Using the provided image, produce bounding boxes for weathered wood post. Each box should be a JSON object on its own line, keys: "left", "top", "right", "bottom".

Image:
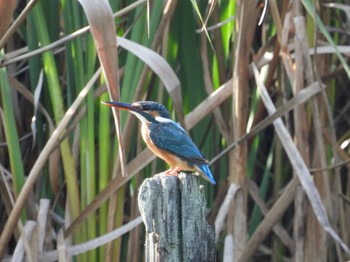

{"left": 138, "top": 173, "right": 215, "bottom": 262}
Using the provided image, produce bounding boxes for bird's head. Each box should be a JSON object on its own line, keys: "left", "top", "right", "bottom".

{"left": 102, "top": 101, "right": 171, "bottom": 124}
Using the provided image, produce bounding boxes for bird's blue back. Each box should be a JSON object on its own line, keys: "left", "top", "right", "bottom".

{"left": 149, "top": 120, "right": 216, "bottom": 184}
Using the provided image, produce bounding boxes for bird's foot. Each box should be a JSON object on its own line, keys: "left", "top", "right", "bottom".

{"left": 162, "top": 167, "right": 182, "bottom": 176}
{"left": 154, "top": 169, "right": 174, "bottom": 176}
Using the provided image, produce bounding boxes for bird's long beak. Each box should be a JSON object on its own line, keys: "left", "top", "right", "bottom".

{"left": 102, "top": 101, "right": 152, "bottom": 124}
{"left": 101, "top": 101, "right": 140, "bottom": 113}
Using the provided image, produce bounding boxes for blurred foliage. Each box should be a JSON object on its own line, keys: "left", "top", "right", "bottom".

{"left": 0, "top": 0, "right": 350, "bottom": 261}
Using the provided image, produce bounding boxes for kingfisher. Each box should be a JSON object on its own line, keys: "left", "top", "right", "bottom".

{"left": 102, "top": 101, "right": 216, "bottom": 185}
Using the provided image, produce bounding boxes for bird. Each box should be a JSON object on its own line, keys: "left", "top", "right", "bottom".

{"left": 102, "top": 101, "right": 216, "bottom": 185}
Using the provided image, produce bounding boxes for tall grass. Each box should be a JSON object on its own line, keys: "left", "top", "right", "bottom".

{"left": 0, "top": 0, "right": 350, "bottom": 261}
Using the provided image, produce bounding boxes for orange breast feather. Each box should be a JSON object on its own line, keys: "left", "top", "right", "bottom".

{"left": 141, "top": 123, "right": 198, "bottom": 172}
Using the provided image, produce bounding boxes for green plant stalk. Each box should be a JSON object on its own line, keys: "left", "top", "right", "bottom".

{"left": 177, "top": 0, "right": 205, "bottom": 106}
{"left": 212, "top": 57, "right": 220, "bottom": 88}
{"left": 85, "top": 89, "right": 97, "bottom": 261}
{"left": 27, "top": 11, "right": 52, "bottom": 199}
{"left": 112, "top": 185, "right": 126, "bottom": 261}
{"left": 220, "top": 0, "right": 236, "bottom": 59}
{"left": 121, "top": 8, "right": 148, "bottom": 103}
{"left": 61, "top": 0, "right": 82, "bottom": 104}
{"left": 61, "top": 2, "right": 93, "bottom": 260}
{"left": 98, "top": 91, "right": 111, "bottom": 261}
{"left": 32, "top": 1, "right": 81, "bottom": 233}
{"left": 79, "top": 120, "right": 88, "bottom": 262}
{"left": 305, "top": 11, "right": 315, "bottom": 48}
{"left": 80, "top": 8, "right": 98, "bottom": 261}
{"left": 0, "top": 50, "right": 27, "bottom": 221}
{"left": 66, "top": 17, "right": 89, "bottom": 262}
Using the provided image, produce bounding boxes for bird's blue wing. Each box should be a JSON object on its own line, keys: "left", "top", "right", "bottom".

{"left": 149, "top": 121, "right": 208, "bottom": 165}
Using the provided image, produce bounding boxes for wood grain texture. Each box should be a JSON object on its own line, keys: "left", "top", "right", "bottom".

{"left": 138, "top": 173, "right": 215, "bottom": 262}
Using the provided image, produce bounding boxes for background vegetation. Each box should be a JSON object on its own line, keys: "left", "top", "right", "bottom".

{"left": 0, "top": 0, "right": 350, "bottom": 261}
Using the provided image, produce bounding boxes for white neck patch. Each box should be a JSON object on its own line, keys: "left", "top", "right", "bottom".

{"left": 155, "top": 116, "right": 173, "bottom": 123}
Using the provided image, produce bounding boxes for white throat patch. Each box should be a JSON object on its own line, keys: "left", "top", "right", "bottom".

{"left": 155, "top": 116, "right": 173, "bottom": 123}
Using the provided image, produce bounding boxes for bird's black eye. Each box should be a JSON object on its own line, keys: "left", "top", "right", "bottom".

{"left": 141, "top": 104, "right": 152, "bottom": 111}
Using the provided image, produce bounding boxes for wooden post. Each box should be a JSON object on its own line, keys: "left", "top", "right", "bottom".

{"left": 138, "top": 173, "right": 215, "bottom": 262}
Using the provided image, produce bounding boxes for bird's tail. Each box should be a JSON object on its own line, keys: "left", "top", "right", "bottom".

{"left": 197, "top": 164, "right": 216, "bottom": 185}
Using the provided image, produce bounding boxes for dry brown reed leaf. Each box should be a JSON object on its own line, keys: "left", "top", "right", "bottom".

{"left": 37, "top": 217, "right": 142, "bottom": 261}
{"left": 57, "top": 229, "right": 67, "bottom": 261}
{"left": 293, "top": 14, "right": 313, "bottom": 258}
{"left": 0, "top": 0, "right": 37, "bottom": 50}
{"left": 324, "top": 3, "right": 350, "bottom": 22}
{"left": 288, "top": 45, "right": 350, "bottom": 58}
{"left": 252, "top": 64, "right": 350, "bottom": 256}
{"left": 229, "top": 65, "right": 343, "bottom": 261}
{"left": 214, "top": 183, "right": 240, "bottom": 241}
{"left": 246, "top": 179, "right": 294, "bottom": 252}
{"left": 323, "top": 130, "right": 350, "bottom": 167}
{"left": 185, "top": 79, "right": 233, "bottom": 129}
{"left": 223, "top": 234, "right": 234, "bottom": 261}
{"left": 185, "top": 45, "right": 273, "bottom": 132}
{"left": 210, "top": 81, "right": 325, "bottom": 165}
{"left": 11, "top": 221, "right": 36, "bottom": 262}
{"left": 230, "top": 2, "right": 260, "bottom": 257}
{"left": 323, "top": 129, "right": 350, "bottom": 252}
{"left": 238, "top": 177, "right": 299, "bottom": 262}
{"left": 37, "top": 199, "right": 50, "bottom": 253}
{"left": 294, "top": 186, "right": 305, "bottom": 261}
{"left": 298, "top": 12, "right": 333, "bottom": 259}
{"left": 117, "top": 36, "right": 182, "bottom": 118}
{"left": 0, "top": 164, "right": 15, "bottom": 210}
{"left": 0, "top": 0, "right": 16, "bottom": 42}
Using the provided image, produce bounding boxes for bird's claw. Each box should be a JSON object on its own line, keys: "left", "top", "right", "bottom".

{"left": 157, "top": 167, "right": 182, "bottom": 176}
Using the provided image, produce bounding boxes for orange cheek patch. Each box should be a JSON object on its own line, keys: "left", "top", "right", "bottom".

{"left": 148, "top": 111, "right": 160, "bottom": 118}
